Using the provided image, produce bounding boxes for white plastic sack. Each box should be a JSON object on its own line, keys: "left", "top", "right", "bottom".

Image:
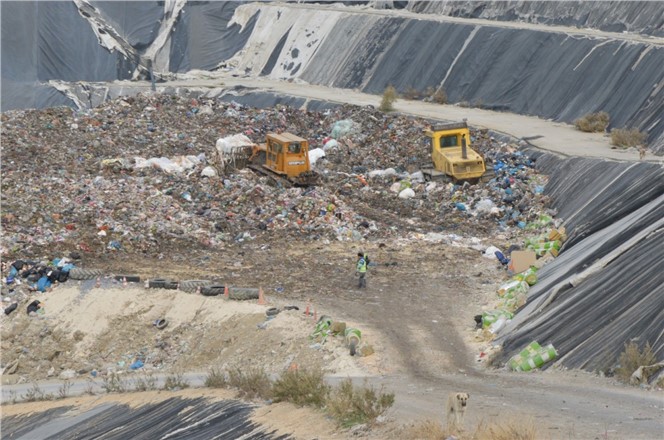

{"left": 398, "top": 188, "right": 415, "bottom": 199}
{"left": 484, "top": 245, "right": 502, "bottom": 258}
{"left": 308, "top": 148, "right": 326, "bottom": 166}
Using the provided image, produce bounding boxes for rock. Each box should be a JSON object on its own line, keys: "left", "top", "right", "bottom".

{"left": 359, "top": 344, "right": 375, "bottom": 357}
{"left": 3, "top": 359, "right": 19, "bottom": 375}
{"left": 330, "top": 321, "right": 347, "bottom": 334}
{"left": 47, "top": 366, "right": 55, "bottom": 377}
{"left": 59, "top": 369, "right": 77, "bottom": 380}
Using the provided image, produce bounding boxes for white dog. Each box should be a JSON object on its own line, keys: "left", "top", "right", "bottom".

{"left": 446, "top": 392, "right": 469, "bottom": 432}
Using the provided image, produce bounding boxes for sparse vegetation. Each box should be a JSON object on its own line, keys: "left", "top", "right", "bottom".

{"left": 473, "top": 417, "right": 538, "bottom": 440}
{"left": 85, "top": 379, "right": 97, "bottom": 395}
{"left": 326, "top": 378, "right": 395, "bottom": 427}
{"left": 401, "top": 419, "right": 448, "bottom": 439}
{"left": 272, "top": 366, "right": 330, "bottom": 408}
{"left": 379, "top": 85, "right": 398, "bottom": 112}
{"left": 163, "top": 372, "right": 190, "bottom": 391}
{"left": 58, "top": 379, "right": 72, "bottom": 399}
{"left": 611, "top": 127, "right": 647, "bottom": 148}
{"left": 616, "top": 341, "right": 656, "bottom": 383}
{"left": 22, "top": 383, "right": 54, "bottom": 402}
{"left": 227, "top": 367, "right": 272, "bottom": 400}
{"left": 133, "top": 372, "right": 158, "bottom": 391}
{"left": 402, "top": 417, "right": 539, "bottom": 440}
{"left": 204, "top": 368, "right": 228, "bottom": 388}
{"left": 102, "top": 372, "right": 128, "bottom": 393}
{"left": 574, "top": 112, "right": 610, "bottom": 132}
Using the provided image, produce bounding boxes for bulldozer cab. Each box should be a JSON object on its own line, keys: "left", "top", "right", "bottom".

{"left": 264, "top": 132, "right": 311, "bottom": 178}
{"left": 424, "top": 122, "right": 486, "bottom": 181}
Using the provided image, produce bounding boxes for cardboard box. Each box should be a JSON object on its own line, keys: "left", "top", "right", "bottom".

{"left": 508, "top": 250, "right": 537, "bottom": 274}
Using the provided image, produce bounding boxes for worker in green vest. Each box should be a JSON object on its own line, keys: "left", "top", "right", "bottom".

{"left": 356, "top": 252, "right": 368, "bottom": 288}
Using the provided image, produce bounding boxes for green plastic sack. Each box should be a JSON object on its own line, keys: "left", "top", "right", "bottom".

{"left": 311, "top": 316, "right": 333, "bottom": 342}
{"left": 500, "top": 291, "right": 527, "bottom": 312}
{"left": 344, "top": 327, "right": 362, "bottom": 344}
{"left": 508, "top": 341, "right": 541, "bottom": 370}
{"left": 511, "top": 343, "right": 558, "bottom": 372}
{"left": 481, "top": 310, "right": 513, "bottom": 328}
{"left": 498, "top": 280, "right": 529, "bottom": 299}
{"left": 513, "top": 267, "right": 538, "bottom": 286}
{"left": 528, "top": 240, "right": 561, "bottom": 257}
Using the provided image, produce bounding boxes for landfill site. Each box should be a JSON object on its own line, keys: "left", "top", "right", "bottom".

{"left": 1, "top": 1, "right": 663, "bottom": 439}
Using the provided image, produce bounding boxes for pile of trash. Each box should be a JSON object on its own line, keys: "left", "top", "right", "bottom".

{"left": 2, "top": 94, "right": 554, "bottom": 262}
{"left": 475, "top": 225, "right": 568, "bottom": 370}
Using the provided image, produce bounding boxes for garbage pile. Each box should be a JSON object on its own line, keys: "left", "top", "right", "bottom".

{"left": 2, "top": 94, "right": 555, "bottom": 262}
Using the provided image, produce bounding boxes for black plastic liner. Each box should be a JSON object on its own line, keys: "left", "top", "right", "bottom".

{"left": 1, "top": 397, "right": 291, "bottom": 440}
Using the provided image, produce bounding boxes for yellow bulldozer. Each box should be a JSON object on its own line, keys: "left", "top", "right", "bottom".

{"left": 422, "top": 121, "right": 489, "bottom": 183}
{"left": 248, "top": 132, "right": 319, "bottom": 187}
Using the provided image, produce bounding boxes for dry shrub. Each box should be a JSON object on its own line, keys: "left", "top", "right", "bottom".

{"left": 204, "top": 368, "right": 228, "bottom": 388}
{"left": 616, "top": 341, "right": 656, "bottom": 383}
{"left": 425, "top": 86, "right": 447, "bottom": 104}
{"left": 401, "top": 418, "right": 448, "bottom": 439}
{"left": 102, "top": 372, "right": 128, "bottom": 393}
{"left": 326, "top": 378, "right": 395, "bottom": 427}
{"left": 272, "top": 366, "right": 330, "bottom": 408}
{"left": 473, "top": 417, "right": 539, "bottom": 440}
{"left": 379, "top": 85, "right": 398, "bottom": 112}
{"left": 133, "top": 372, "right": 158, "bottom": 391}
{"left": 403, "top": 87, "right": 422, "bottom": 100}
{"left": 228, "top": 366, "right": 272, "bottom": 400}
{"left": 611, "top": 128, "right": 647, "bottom": 148}
{"left": 162, "top": 372, "right": 189, "bottom": 391}
{"left": 574, "top": 112, "right": 609, "bottom": 132}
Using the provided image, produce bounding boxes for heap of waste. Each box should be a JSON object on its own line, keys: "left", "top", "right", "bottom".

{"left": 1, "top": 95, "right": 557, "bottom": 263}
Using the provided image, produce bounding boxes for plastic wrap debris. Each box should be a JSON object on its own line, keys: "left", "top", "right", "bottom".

{"left": 134, "top": 154, "right": 203, "bottom": 174}
{"left": 322, "top": 138, "right": 338, "bottom": 151}
{"left": 215, "top": 134, "right": 255, "bottom": 169}
{"left": 330, "top": 119, "right": 359, "bottom": 139}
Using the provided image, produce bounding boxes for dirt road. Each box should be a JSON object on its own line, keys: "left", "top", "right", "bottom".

{"left": 5, "top": 239, "right": 661, "bottom": 438}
